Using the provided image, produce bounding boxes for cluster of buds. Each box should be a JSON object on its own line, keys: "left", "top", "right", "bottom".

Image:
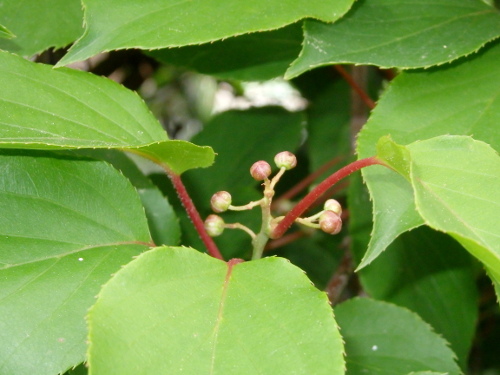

{"left": 203, "top": 151, "right": 343, "bottom": 258}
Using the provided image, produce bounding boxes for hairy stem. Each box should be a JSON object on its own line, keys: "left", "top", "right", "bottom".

{"left": 271, "top": 156, "right": 386, "bottom": 239}
{"left": 168, "top": 172, "right": 224, "bottom": 260}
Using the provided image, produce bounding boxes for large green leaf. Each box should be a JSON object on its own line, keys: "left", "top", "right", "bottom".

{"left": 335, "top": 298, "right": 460, "bottom": 374}
{"left": 348, "top": 173, "right": 478, "bottom": 368}
{"left": 286, "top": 0, "right": 500, "bottom": 77}
{"left": 58, "top": 0, "right": 354, "bottom": 66}
{"left": 375, "top": 135, "right": 500, "bottom": 282}
{"left": 87, "top": 247, "right": 345, "bottom": 374}
{"left": 75, "top": 149, "right": 181, "bottom": 246}
{"left": 0, "top": 0, "right": 83, "bottom": 56}
{"left": 356, "top": 40, "right": 500, "bottom": 268}
{"left": 0, "top": 51, "right": 214, "bottom": 174}
{"left": 0, "top": 150, "right": 154, "bottom": 375}
{"left": 149, "top": 23, "right": 303, "bottom": 81}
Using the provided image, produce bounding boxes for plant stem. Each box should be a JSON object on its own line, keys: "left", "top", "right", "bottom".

{"left": 334, "top": 65, "right": 375, "bottom": 110}
{"left": 272, "top": 156, "right": 344, "bottom": 209}
{"left": 167, "top": 172, "right": 224, "bottom": 260}
{"left": 251, "top": 178, "right": 275, "bottom": 260}
{"left": 271, "top": 156, "right": 386, "bottom": 239}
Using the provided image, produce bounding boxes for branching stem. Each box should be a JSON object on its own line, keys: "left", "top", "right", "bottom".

{"left": 271, "top": 156, "right": 386, "bottom": 239}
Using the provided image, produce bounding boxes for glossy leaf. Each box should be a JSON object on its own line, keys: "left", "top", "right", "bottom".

{"left": 0, "top": 51, "right": 214, "bottom": 174}
{"left": 58, "top": 0, "right": 354, "bottom": 66}
{"left": 149, "top": 23, "right": 303, "bottom": 81}
{"left": 348, "top": 174, "right": 478, "bottom": 368}
{"left": 0, "top": 0, "right": 83, "bottom": 56}
{"left": 286, "top": 0, "right": 500, "bottom": 77}
{"left": 0, "top": 150, "right": 153, "bottom": 375}
{"left": 335, "top": 298, "right": 460, "bottom": 374}
{"left": 356, "top": 40, "right": 500, "bottom": 267}
{"left": 88, "top": 247, "right": 345, "bottom": 374}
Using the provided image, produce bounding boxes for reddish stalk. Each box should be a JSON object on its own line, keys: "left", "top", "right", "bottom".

{"left": 168, "top": 172, "right": 224, "bottom": 260}
{"left": 334, "top": 65, "right": 376, "bottom": 110}
{"left": 265, "top": 231, "right": 310, "bottom": 251}
{"left": 271, "top": 156, "right": 385, "bottom": 239}
{"left": 272, "top": 156, "right": 344, "bottom": 209}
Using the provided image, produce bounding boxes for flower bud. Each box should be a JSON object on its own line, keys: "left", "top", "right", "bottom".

{"left": 250, "top": 160, "right": 272, "bottom": 181}
{"left": 274, "top": 151, "right": 297, "bottom": 170}
{"left": 210, "top": 191, "right": 232, "bottom": 213}
{"left": 204, "top": 214, "right": 225, "bottom": 237}
{"left": 323, "top": 199, "right": 342, "bottom": 216}
{"left": 319, "top": 211, "right": 342, "bottom": 235}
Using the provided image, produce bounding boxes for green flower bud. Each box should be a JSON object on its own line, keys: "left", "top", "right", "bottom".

{"left": 319, "top": 210, "right": 342, "bottom": 235}
{"left": 250, "top": 160, "right": 272, "bottom": 181}
{"left": 323, "top": 199, "right": 342, "bottom": 216}
{"left": 204, "top": 214, "right": 225, "bottom": 237}
{"left": 274, "top": 151, "right": 297, "bottom": 170}
{"left": 210, "top": 191, "right": 232, "bottom": 213}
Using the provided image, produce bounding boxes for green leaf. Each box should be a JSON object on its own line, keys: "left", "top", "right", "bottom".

{"left": 74, "top": 149, "right": 181, "bottom": 246}
{"left": 286, "top": 0, "right": 500, "bottom": 77}
{"left": 0, "top": 24, "right": 15, "bottom": 39}
{"left": 88, "top": 247, "right": 345, "bottom": 374}
{"left": 405, "top": 136, "right": 500, "bottom": 283}
{"left": 58, "top": 0, "right": 354, "bottom": 66}
{"left": 0, "top": 50, "right": 214, "bottom": 174}
{"left": 0, "top": 150, "right": 153, "bottom": 375}
{"left": 149, "top": 23, "right": 303, "bottom": 81}
{"left": 348, "top": 174, "right": 478, "bottom": 368}
{"left": 0, "top": 0, "right": 83, "bottom": 56}
{"left": 356, "top": 40, "right": 500, "bottom": 268}
{"left": 335, "top": 298, "right": 460, "bottom": 374}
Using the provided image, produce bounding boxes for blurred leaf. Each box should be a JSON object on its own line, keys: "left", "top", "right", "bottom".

{"left": 0, "top": 51, "right": 214, "bottom": 174}
{"left": 0, "top": 24, "right": 14, "bottom": 39}
{"left": 0, "top": 150, "right": 153, "bottom": 375}
{"left": 356, "top": 40, "right": 500, "bottom": 268}
{"left": 59, "top": 0, "right": 354, "bottom": 66}
{"left": 286, "top": 0, "right": 500, "bottom": 77}
{"left": 88, "top": 247, "right": 345, "bottom": 374}
{"left": 335, "top": 298, "right": 461, "bottom": 374}
{"left": 305, "top": 77, "right": 352, "bottom": 180}
{"left": 348, "top": 173, "right": 478, "bottom": 368}
{"left": 0, "top": 0, "right": 83, "bottom": 55}
{"left": 149, "top": 23, "right": 303, "bottom": 81}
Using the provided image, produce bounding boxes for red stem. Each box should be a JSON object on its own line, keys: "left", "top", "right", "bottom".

{"left": 272, "top": 156, "right": 343, "bottom": 209}
{"left": 168, "top": 172, "right": 224, "bottom": 260}
{"left": 334, "top": 65, "right": 376, "bottom": 110}
{"left": 271, "top": 156, "right": 385, "bottom": 239}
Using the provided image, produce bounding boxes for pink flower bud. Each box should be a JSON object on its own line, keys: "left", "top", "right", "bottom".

{"left": 323, "top": 199, "right": 342, "bottom": 216}
{"left": 210, "top": 191, "right": 232, "bottom": 213}
{"left": 319, "top": 211, "right": 342, "bottom": 235}
{"left": 274, "top": 151, "right": 297, "bottom": 170}
{"left": 250, "top": 160, "right": 272, "bottom": 181}
{"left": 204, "top": 214, "right": 225, "bottom": 237}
